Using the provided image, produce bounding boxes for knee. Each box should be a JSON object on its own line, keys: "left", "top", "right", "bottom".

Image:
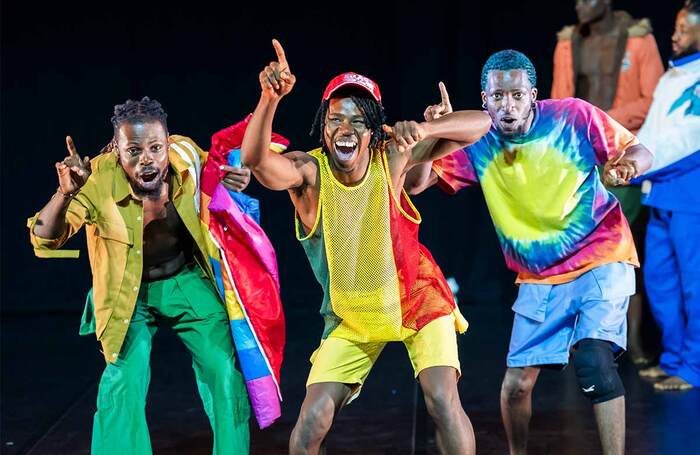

{"left": 424, "top": 385, "right": 459, "bottom": 422}
{"left": 573, "top": 339, "right": 625, "bottom": 404}
{"left": 97, "top": 362, "right": 150, "bottom": 409}
{"left": 290, "top": 400, "right": 335, "bottom": 450}
{"left": 194, "top": 345, "right": 236, "bottom": 383}
{"left": 501, "top": 370, "right": 536, "bottom": 404}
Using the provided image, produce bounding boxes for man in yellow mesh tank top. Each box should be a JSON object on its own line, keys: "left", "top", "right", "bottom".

{"left": 240, "top": 39, "right": 491, "bottom": 455}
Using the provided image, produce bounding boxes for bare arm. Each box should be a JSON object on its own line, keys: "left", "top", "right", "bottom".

{"left": 410, "top": 110, "right": 490, "bottom": 164}
{"left": 404, "top": 164, "right": 438, "bottom": 195}
{"left": 241, "top": 39, "right": 310, "bottom": 191}
{"left": 387, "top": 83, "right": 490, "bottom": 185}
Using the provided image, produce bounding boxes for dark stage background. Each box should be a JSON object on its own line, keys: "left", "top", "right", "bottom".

{"left": 1, "top": 0, "right": 679, "bottom": 313}
{"left": 1, "top": 0, "right": 691, "bottom": 453}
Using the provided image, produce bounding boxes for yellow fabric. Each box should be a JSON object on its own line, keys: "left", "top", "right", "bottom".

{"left": 306, "top": 314, "right": 460, "bottom": 397}
{"left": 27, "top": 136, "right": 214, "bottom": 363}
{"left": 311, "top": 148, "right": 405, "bottom": 343}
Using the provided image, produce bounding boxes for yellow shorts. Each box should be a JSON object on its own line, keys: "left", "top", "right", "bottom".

{"left": 306, "top": 314, "right": 461, "bottom": 394}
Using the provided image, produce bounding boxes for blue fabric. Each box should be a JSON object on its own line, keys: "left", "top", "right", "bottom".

{"left": 507, "top": 262, "right": 635, "bottom": 368}
{"left": 670, "top": 51, "right": 700, "bottom": 68}
{"left": 209, "top": 258, "right": 226, "bottom": 299}
{"left": 231, "top": 319, "right": 258, "bottom": 351}
{"left": 640, "top": 153, "right": 700, "bottom": 214}
{"left": 236, "top": 346, "right": 270, "bottom": 380}
{"left": 644, "top": 208, "right": 700, "bottom": 386}
{"left": 227, "top": 151, "right": 260, "bottom": 224}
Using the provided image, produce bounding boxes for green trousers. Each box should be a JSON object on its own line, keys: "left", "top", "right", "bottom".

{"left": 91, "top": 264, "right": 250, "bottom": 454}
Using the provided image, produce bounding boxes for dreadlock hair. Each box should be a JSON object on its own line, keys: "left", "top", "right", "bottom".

{"left": 110, "top": 96, "right": 168, "bottom": 134}
{"left": 480, "top": 50, "right": 537, "bottom": 91}
{"left": 686, "top": 0, "right": 700, "bottom": 20}
{"left": 310, "top": 87, "right": 387, "bottom": 151}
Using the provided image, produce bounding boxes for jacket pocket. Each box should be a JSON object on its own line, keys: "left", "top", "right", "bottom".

{"left": 96, "top": 219, "right": 133, "bottom": 245}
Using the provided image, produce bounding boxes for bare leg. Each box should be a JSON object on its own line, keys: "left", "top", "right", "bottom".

{"left": 500, "top": 367, "right": 540, "bottom": 455}
{"left": 418, "top": 366, "right": 475, "bottom": 455}
{"left": 289, "top": 382, "right": 354, "bottom": 455}
{"left": 593, "top": 396, "right": 625, "bottom": 455}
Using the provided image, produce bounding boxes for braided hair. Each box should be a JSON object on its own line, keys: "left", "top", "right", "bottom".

{"left": 111, "top": 96, "right": 168, "bottom": 133}
{"left": 310, "top": 88, "right": 387, "bottom": 151}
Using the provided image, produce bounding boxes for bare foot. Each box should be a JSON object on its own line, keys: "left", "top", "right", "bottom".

{"left": 639, "top": 365, "right": 669, "bottom": 379}
{"left": 629, "top": 352, "right": 654, "bottom": 367}
{"left": 654, "top": 376, "right": 694, "bottom": 391}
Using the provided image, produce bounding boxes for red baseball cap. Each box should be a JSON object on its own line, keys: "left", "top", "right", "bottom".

{"left": 322, "top": 72, "right": 382, "bottom": 103}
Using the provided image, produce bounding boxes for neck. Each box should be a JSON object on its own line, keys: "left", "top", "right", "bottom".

{"left": 329, "top": 150, "right": 371, "bottom": 186}
{"left": 587, "top": 9, "right": 616, "bottom": 36}
{"left": 521, "top": 106, "right": 536, "bottom": 135}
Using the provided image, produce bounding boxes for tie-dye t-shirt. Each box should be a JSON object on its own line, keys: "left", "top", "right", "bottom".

{"left": 433, "top": 98, "right": 640, "bottom": 284}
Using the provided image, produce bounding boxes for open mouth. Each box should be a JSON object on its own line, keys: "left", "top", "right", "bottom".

{"left": 333, "top": 138, "right": 358, "bottom": 162}
{"left": 500, "top": 117, "right": 517, "bottom": 129}
{"left": 139, "top": 169, "right": 159, "bottom": 183}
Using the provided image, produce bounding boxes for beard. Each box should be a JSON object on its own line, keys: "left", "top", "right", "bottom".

{"left": 130, "top": 167, "right": 168, "bottom": 199}
{"left": 674, "top": 41, "right": 700, "bottom": 59}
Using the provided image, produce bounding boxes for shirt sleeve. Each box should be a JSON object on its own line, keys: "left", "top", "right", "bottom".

{"left": 586, "top": 102, "right": 640, "bottom": 165}
{"left": 431, "top": 148, "right": 479, "bottom": 194}
{"left": 606, "top": 35, "right": 665, "bottom": 131}
{"left": 27, "top": 189, "right": 95, "bottom": 258}
{"left": 551, "top": 40, "right": 574, "bottom": 99}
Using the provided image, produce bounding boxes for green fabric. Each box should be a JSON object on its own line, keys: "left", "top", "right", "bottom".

{"left": 608, "top": 184, "right": 643, "bottom": 224}
{"left": 598, "top": 165, "right": 643, "bottom": 223}
{"left": 296, "top": 213, "right": 340, "bottom": 339}
{"left": 80, "top": 289, "right": 96, "bottom": 336}
{"left": 91, "top": 264, "right": 250, "bottom": 454}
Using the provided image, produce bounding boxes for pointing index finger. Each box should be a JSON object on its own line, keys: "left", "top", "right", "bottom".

{"left": 272, "top": 39, "right": 289, "bottom": 69}
{"left": 438, "top": 81, "right": 450, "bottom": 106}
{"left": 66, "top": 136, "right": 80, "bottom": 159}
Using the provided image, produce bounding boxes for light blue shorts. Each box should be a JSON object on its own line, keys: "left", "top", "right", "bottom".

{"left": 507, "top": 262, "right": 635, "bottom": 368}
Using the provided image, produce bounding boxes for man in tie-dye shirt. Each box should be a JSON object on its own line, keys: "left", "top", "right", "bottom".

{"left": 407, "top": 50, "right": 653, "bottom": 455}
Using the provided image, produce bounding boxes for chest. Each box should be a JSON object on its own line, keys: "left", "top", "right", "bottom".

{"left": 578, "top": 35, "right": 621, "bottom": 76}
{"left": 142, "top": 193, "right": 175, "bottom": 227}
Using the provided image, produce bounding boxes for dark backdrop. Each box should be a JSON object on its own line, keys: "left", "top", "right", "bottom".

{"left": 1, "top": 0, "right": 678, "bottom": 314}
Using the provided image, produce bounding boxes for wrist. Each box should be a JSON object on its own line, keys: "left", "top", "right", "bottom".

{"left": 55, "top": 187, "right": 77, "bottom": 200}
{"left": 260, "top": 92, "right": 281, "bottom": 106}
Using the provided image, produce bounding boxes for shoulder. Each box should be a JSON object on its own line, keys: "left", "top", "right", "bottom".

{"left": 556, "top": 25, "right": 575, "bottom": 42}
{"left": 88, "top": 152, "right": 117, "bottom": 177}
{"left": 627, "top": 17, "right": 653, "bottom": 38}
{"left": 538, "top": 97, "right": 588, "bottom": 116}
{"left": 289, "top": 149, "right": 321, "bottom": 178}
{"left": 169, "top": 135, "right": 202, "bottom": 154}
{"left": 168, "top": 134, "right": 205, "bottom": 171}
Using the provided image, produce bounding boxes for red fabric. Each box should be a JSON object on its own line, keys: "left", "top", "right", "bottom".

{"left": 202, "top": 117, "right": 289, "bottom": 384}
{"left": 387, "top": 186, "right": 456, "bottom": 331}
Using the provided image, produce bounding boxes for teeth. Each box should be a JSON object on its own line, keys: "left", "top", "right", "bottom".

{"left": 335, "top": 141, "right": 357, "bottom": 148}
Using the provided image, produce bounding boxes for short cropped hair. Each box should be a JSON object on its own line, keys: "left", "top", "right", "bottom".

{"left": 480, "top": 50, "right": 537, "bottom": 91}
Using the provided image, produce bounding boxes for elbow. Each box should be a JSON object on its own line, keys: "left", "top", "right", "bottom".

{"left": 404, "top": 180, "right": 422, "bottom": 196}
{"left": 467, "top": 112, "right": 492, "bottom": 144}
{"left": 240, "top": 147, "right": 260, "bottom": 171}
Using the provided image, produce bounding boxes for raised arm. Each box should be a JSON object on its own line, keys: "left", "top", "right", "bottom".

{"left": 31, "top": 136, "right": 93, "bottom": 242}
{"left": 385, "top": 82, "right": 491, "bottom": 176}
{"left": 241, "top": 39, "right": 311, "bottom": 191}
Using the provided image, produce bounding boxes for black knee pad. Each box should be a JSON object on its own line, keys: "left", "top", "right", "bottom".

{"left": 572, "top": 339, "right": 625, "bottom": 404}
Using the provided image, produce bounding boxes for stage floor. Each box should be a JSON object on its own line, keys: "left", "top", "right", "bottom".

{"left": 3, "top": 299, "right": 699, "bottom": 454}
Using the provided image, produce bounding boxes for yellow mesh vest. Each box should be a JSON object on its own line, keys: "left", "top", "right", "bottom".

{"left": 311, "top": 147, "right": 404, "bottom": 342}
